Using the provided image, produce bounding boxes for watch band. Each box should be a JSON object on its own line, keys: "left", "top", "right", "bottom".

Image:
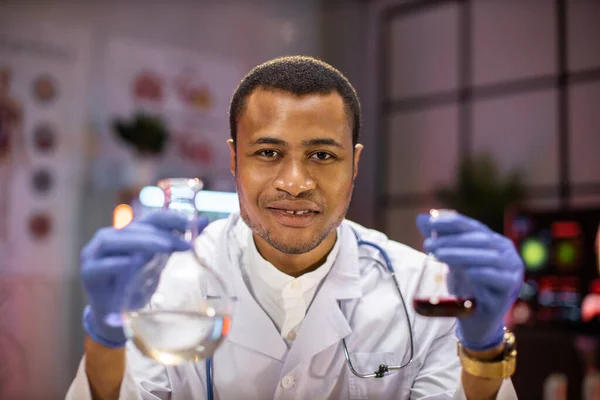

{"left": 457, "top": 328, "right": 517, "bottom": 379}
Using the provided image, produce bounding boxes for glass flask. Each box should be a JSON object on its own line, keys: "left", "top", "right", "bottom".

{"left": 121, "top": 178, "right": 232, "bottom": 365}
{"left": 412, "top": 209, "right": 476, "bottom": 318}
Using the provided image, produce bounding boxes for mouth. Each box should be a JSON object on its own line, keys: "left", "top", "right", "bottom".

{"left": 266, "top": 207, "right": 320, "bottom": 228}
{"left": 271, "top": 209, "right": 315, "bottom": 215}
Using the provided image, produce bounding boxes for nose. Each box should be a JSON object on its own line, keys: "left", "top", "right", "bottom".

{"left": 273, "top": 157, "right": 316, "bottom": 196}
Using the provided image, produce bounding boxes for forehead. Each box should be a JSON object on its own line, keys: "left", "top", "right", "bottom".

{"left": 238, "top": 88, "right": 351, "bottom": 144}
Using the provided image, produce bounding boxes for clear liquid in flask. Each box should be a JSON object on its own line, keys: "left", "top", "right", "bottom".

{"left": 124, "top": 310, "right": 231, "bottom": 365}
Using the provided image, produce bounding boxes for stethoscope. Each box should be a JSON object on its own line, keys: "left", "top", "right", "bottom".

{"left": 205, "top": 232, "right": 415, "bottom": 400}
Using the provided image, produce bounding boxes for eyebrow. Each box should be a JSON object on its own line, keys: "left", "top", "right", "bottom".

{"left": 302, "top": 138, "right": 344, "bottom": 149}
{"left": 251, "top": 137, "right": 287, "bottom": 146}
{"left": 250, "top": 136, "right": 344, "bottom": 149}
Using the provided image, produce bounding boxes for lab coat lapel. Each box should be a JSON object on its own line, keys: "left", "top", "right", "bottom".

{"left": 215, "top": 215, "right": 288, "bottom": 361}
{"left": 282, "top": 222, "right": 362, "bottom": 374}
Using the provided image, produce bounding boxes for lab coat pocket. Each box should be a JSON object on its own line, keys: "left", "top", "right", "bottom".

{"left": 347, "top": 352, "right": 417, "bottom": 400}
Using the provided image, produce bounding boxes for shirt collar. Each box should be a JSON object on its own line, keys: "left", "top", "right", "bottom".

{"left": 230, "top": 214, "right": 361, "bottom": 300}
{"left": 242, "top": 220, "right": 340, "bottom": 294}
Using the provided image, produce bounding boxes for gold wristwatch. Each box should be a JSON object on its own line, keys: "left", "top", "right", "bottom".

{"left": 457, "top": 328, "right": 517, "bottom": 379}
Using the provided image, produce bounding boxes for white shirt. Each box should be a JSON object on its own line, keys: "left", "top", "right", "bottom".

{"left": 241, "top": 222, "right": 340, "bottom": 343}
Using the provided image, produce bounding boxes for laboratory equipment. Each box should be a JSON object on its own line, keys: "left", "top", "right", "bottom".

{"left": 413, "top": 209, "right": 477, "bottom": 318}
{"left": 121, "top": 178, "right": 232, "bottom": 365}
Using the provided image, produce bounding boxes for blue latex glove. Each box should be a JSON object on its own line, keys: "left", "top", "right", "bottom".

{"left": 416, "top": 212, "right": 524, "bottom": 351}
{"left": 80, "top": 210, "right": 209, "bottom": 348}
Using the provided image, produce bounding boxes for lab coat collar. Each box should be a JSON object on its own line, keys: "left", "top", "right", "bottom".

{"left": 282, "top": 221, "right": 363, "bottom": 373}
{"left": 212, "top": 215, "right": 363, "bottom": 365}
{"left": 212, "top": 215, "right": 363, "bottom": 300}
{"left": 214, "top": 214, "right": 288, "bottom": 361}
{"left": 325, "top": 221, "right": 362, "bottom": 300}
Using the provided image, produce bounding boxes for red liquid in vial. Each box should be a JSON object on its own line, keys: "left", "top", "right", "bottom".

{"left": 413, "top": 297, "right": 476, "bottom": 318}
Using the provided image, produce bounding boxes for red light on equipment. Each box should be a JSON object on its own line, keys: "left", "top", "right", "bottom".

{"left": 552, "top": 221, "right": 582, "bottom": 239}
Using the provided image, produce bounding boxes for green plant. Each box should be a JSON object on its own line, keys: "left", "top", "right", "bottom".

{"left": 435, "top": 154, "right": 525, "bottom": 234}
{"left": 112, "top": 112, "right": 169, "bottom": 156}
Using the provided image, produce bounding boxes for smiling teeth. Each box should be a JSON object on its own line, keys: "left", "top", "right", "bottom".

{"left": 285, "top": 210, "right": 310, "bottom": 215}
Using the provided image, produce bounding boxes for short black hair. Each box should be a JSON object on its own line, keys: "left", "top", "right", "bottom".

{"left": 229, "top": 56, "right": 361, "bottom": 147}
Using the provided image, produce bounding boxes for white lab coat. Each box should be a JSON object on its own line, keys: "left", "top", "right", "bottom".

{"left": 66, "top": 213, "right": 517, "bottom": 399}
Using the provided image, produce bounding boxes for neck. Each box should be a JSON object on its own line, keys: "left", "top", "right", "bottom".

{"left": 253, "top": 230, "right": 337, "bottom": 278}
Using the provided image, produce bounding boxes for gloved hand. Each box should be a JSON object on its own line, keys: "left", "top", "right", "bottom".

{"left": 416, "top": 212, "right": 524, "bottom": 351}
{"left": 80, "top": 210, "right": 209, "bottom": 348}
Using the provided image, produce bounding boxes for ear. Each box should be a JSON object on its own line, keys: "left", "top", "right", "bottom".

{"left": 352, "top": 144, "right": 363, "bottom": 180}
{"left": 227, "top": 139, "right": 236, "bottom": 177}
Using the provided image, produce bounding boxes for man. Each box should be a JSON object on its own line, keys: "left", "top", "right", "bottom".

{"left": 67, "top": 56, "right": 523, "bottom": 399}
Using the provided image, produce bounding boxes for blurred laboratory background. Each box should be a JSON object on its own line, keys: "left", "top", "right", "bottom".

{"left": 0, "top": 0, "right": 599, "bottom": 398}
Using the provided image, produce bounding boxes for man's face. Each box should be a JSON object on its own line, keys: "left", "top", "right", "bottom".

{"left": 230, "top": 88, "right": 362, "bottom": 254}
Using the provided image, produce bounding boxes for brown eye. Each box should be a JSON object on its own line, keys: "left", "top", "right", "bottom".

{"left": 258, "top": 149, "right": 280, "bottom": 159}
{"left": 311, "top": 152, "right": 333, "bottom": 161}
